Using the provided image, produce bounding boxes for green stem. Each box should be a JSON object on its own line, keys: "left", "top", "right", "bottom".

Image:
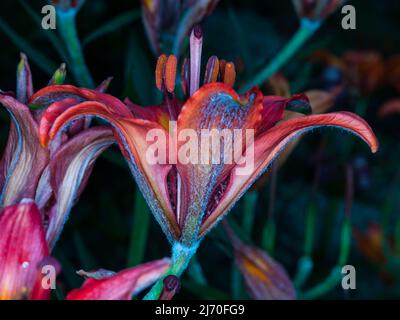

{"left": 143, "top": 242, "right": 197, "bottom": 300}
{"left": 304, "top": 202, "right": 317, "bottom": 257}
{"left": 241, "top": 19, "right": 320, "bottom": 92}
{"left": 300, "top": 266, "right": 342, "bottom": 299}
{"left": 57, "top": 11, "right": 94, "bottom": 87}
{"left": 293, "top": 256, "right": 314, "bottom": 289}
{"left": 242, "top": 191, "right": 258, "bottom": 236}
{"left": 126, "top": 190, "right": 151, "bottom": 267}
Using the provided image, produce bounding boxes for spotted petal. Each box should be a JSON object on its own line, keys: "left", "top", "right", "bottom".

{"left": 66, "top": 258, "right": 170, "bottom": 300}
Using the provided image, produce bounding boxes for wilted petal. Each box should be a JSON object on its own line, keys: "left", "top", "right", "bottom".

{"left": 0, "top": 200, "right": 50, "bottom": 300}
{"left": 66, "top": 258, "right": 170, "bottom": 300}
{"left": 201, "top": 112, "right": 378, "bottom": 235}
{"left": 40, "top": 101, "right": 180, "bottom": 241}
{"left": 44, "top": 127, "right": 114, "bottom": 248}
{"left": 0, "top": 94, "right": 49, "bottom": 206}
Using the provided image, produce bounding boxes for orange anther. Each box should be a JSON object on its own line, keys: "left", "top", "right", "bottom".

{"left": 219, "top": 59, "right": 226, "bottom": 82}
{"left": 223, "top": 62, "right": 236, "bottom": 87}
{"left": 165, "top": 55, "right": 177, "bottom": 93}
{"left": 155, "top": 54, "right": 167, "bottom": 91}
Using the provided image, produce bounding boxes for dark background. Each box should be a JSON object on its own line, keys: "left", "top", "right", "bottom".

{"left": 1, "top": 0, "right": 400, "bottom": 299}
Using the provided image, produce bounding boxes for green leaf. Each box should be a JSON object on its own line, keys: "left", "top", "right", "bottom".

{"left": 83, "top": 9, "right": 141, "bottom": 46}
{"left": 17, "top": 0, "right": 69, "bottom": 64}
{"left": 126, "top": 189, "right": 151, "bottom": 267}
{"left": 0, "top": 16, "right": 57, "bottom": 74}
{"left": 182, "top": 279, "right": 230, "bottom": 300}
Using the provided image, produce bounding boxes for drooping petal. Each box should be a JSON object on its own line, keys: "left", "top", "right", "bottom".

{"left": 200, "top": 112, "right": 378, "bottom": 236}
{"left": 0, "top": 94, "right": 49, "bottom": 206}
{"left": 16, "top": 53, "right": 33, "bottom": 104}
{"left": 42, "top": 127, "right": 115, "bottom": 248}
{"left": 0, "top": 200, "right": 50, "bottom": 300}
{"left": 224, "top": 223, "right": 295, "bottom": 300}
{"left": 39, "top": 101, "right": 180, "bottom": 241}
{"left": 176, "top": 83, "right": 263, "bottom": 244}
{"left": 29, "top": 85, "right": 131, "bottom": 117}
{"left": 66, "top": 258, "right": 170, "bottom": 300}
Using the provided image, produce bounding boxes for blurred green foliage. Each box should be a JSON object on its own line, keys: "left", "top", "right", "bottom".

{"left": 1, "top": 0, "right": 400, "bottom": 299}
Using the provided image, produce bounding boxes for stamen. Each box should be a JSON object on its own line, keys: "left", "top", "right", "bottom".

{"left": 180, "top": 58, "right": 190, "bottom": 96}
{"left": 219, "top": 59, "right": 227, "bottom": 82}
{"left": 204, "top": 56, "right": 220, "bottom": 84}
{"left": 165, "top": 55, "right": 177, "bottom": 93}
{"left": 189, "top": 25, "right": 203, "bottom": 95}
{"left": 223, "top": 62, "right": 236, "bottom": 87}
{"left": 155, "top": 54, "right": 167, "bottom": 91}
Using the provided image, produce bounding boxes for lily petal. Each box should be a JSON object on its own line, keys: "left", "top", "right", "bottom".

{"left": 176, "top": 83, "right": 263, "bottom": 244}
{"left": 44, "top": 127, "right": 115, "bottom": 248}
{"left": 0, "top": 200, "right": 50, "bottom": 300}
{"left": 29, "top": 85, "right": 131, "bottom": 117}
{"left": 66, "top": 258, "right": 170, "bottom": 300}
{"left": 201, "top": 112, "right": 379, "bottom": 235}
{"left": 40, "top": 101, "right": 180, "bottom": 241}
{"left": 0, "top": 94, "right": 49, "bottom": 206}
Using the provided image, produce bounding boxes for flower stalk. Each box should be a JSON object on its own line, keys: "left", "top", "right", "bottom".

{"left": 56, "top": 10, "right": 94, "bottom": 88}
{"left": 143, "top": 242, "right": 198, "bottom": 300}
{"left": 242, "top": 19, "right": 320, "bottom": 92}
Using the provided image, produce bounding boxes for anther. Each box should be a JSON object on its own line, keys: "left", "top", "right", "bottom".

{"left": 204, "top": 56, "right": 220, "bottom": 84}
{"left": 165, "top": 55, "right": 177, "bottom": 93}
{"left": 181, "top": 58, "right": 190, "bottom": 96}
{"left": 155, "top": 54, "right": 167, "bottom": 91}
{"left": 223, "top": 62, "right": 236, "bottom": 87}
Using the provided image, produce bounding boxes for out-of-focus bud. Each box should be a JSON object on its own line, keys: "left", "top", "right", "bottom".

{"left": 385, "top": 55, "right": 400, "bottom": 93}
{"left": 141, "top": 0, "right": 220, "bottom": 56}
{"left": 292, "top": 0, "right": 345, "bottom": 22}
{"left": 51, "top": 0, "right": 85, "bottom": 14}
{"left": 342, "top": 51, "right": 385, "bottom": 96}
{"left": 378, "top": 99, "right": 400, "bottom": 119}
{"left": 353, "top": 223, "right": 386, "bottom": 265}
{"left": 224, "top": 222, "right": 296, "bottom": 300}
